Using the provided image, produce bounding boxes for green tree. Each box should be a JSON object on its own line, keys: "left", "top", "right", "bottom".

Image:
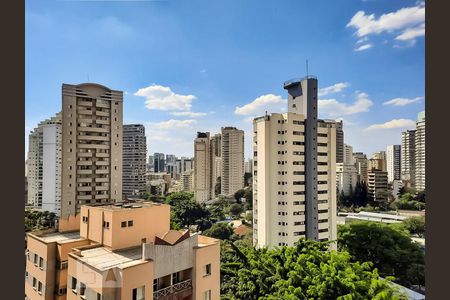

{"left": 234, "top": 189, "right": 246, "bottom": 203}
{"left": 24, "top": 210, "right": 57, "bottom": 232}
{"left": 338, "top": 221, "right": 425, "bottom": 288}
{"left": 229, "top": 203, "right": 244, "bottom": 218}
{"left": 403, "top": 216, "right": 425, "bottom": 238}
{"left": 203, "top": 222, "right": 234, "bottom": 240}
{"left": 220, "top": 239, "right": 408, "bottom": 299}
{"left": 244, "top": 188, "right": 253, "bottom": 210}
{"left": 215, "top": 177, "right": 222, "bottom": 196}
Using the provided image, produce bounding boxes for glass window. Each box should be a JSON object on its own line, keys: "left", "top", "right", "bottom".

{"left": 204, "top": 264, "right": 211, "bottom": 276}
{"left": 80, "top": 282, "right": 86, "bottom": 297}
{"left": 132, "top": 286, "right": 145, "bottom": 300}
{"left": 203, "top": 290, "right": 211, "bottom": 300}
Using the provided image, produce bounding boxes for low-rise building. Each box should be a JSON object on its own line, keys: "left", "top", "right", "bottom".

{"left": 25, "top": 202, "right": 220, "bottom": 300}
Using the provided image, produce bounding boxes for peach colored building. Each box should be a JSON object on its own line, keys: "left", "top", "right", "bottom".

{"left": 25, "top": 202, "right": 220, "bottom": 300}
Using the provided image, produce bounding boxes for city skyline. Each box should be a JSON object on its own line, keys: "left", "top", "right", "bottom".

{"left": 26, "top": 0, "right": 425, "bottom": 159}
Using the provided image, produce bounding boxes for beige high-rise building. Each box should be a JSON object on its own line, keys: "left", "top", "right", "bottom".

{"left": 371, "top": 151, "right": 387, "bottom": 171}
{"left": 386, "top": 145, "right": 401, "bottom": 183}
{"left": 194, "top": 132, "right": 212, "bottom": 202}
{"left": 336, "top": 120, "right": 344, "bottom": 163}
{"left": 27, "top": 113, "right": 62, "bottom": 213}
{"left": 369, "top": 158, "right": 386, "bottom": 172}
{"left": 415, "top": 111, "right": 425, "bottom": 191}
{"left": 25, "top": 202, "right": 220, "bottom": 300}
{"left": 336, "top": 163, "right": 358, "bottom": 196}
{"left": 343, "top": 144, "right": 354, "bottom": 165}
{"left": 61, "top": 83, "right": 123, "bottom": 218}
{"left": 253, "top": 76, "right": 337, "bottom": 248}
{"left": 368, "top": 170, "right": 389, "bottom": 203}
{"left": 353, "top": 152, "right": 369, "bottom": 183}
{"left": 221, "top": 127, "right": 244, "bottom": 196}
{"left": 210, "top": 133, "right": 222, "bottom": 197}
{"left": 182, "top": 169, "right": 194, "bottom": 192}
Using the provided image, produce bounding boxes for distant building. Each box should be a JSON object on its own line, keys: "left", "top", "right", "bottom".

{"left": 353, "top": 152, "right": 369, "bottom": 184}
{"left": 401, "top": 130, "right": 416, "bottom": 188}
{"left": 153, "top": 153, "right": 166, "bottom": 173}
{"left": 182, "top": 169, "right": 194, "bottom": 192}
{"left": 123, "top": 124, "right": 147, "bottom": 198}
{"left": 370, "top": 151, "right": 387, "bottom": 172}
{"left": 368, "top": 170, "right": 389, "bottom": 203}
{"left": 386, "top": 145, "right": 401, "bottom": 183}
{"left": 415, "top": 111, "right": 425, "bottom": 191}
{"left": 147, "top": 155, "right": 154, "bottom": 172}
{"left": 336, "top": 120, "right": 344, "bottom": 163}
{"left": 336, "top": 163, "right": 358, "bottom": 196}
{"left": 27, "top": 112, "right": 62, "bottom": 215}
{"left": 244, "top": 158, "right": 253, "bottom": 174}
{"left": 391, "top": 179, "right": 404, "bottom": 200}
{"left": 221, "top": 127, "right": 244, "bottom": 196}
{"left": 343, "top": 144, "right": 354, "bottom": 165}
{"left": 194, "top": 132, "right": 212, "bottom": 202}
{"left": 25, "top": 202, "right": 220, "bottom": 300}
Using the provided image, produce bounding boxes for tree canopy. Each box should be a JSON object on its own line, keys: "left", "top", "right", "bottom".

{"left": 203, "top": 222, "right": 234, "bottom": 240}
{"left": 403, "top": 216, "right": 425, "bottom": 238}
{"left": 220, "top": 239, "right": 407, "bottom": 299}
{"left": 338, "top": 221, "right": 425, "bottom": 288}
{"left": 25, "top": 210, "right": 57, "bottom": 232}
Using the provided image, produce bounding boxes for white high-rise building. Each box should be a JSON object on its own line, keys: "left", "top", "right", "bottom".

{"left": 401, "top": 130, "right": 416, "bottom": 187}
{"left": 253, "top": 76, "right": 337, "bottom": 248}
{"left": 415, "top": 111, "right": 425, "bottom": 191}
{"left": 343, "top": 144, "right": 354, "bottom": 165}
{"left": 336, "top": 163, "right": 357, "bottom": 196}
{"left": 221, "top": 127, "right": 244, "bottom": 196}
{"left": 244, "top": 158, "right": 254, "bottom": 174}
{"left": 386, "top": 145, "right": 401, "bottom": 183}
{"left": 27, "top": 113, "right": 62, "bottom": 215}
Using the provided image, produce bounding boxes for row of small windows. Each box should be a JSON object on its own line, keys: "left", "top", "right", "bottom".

{"left": 293, "top": 231, "right": 306, "bottom": 236}
{"left": 121, "top": 220, "right": 134, "bottom": 228}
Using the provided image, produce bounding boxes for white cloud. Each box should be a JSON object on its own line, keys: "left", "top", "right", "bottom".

{"left": 234, "top": 94, "right": 287, "bottom": 116}
{"left": 347, "top": 4, "right": 425, "bottom": 37}
{"left": 383, "top": 97, "right": 423, "bottom": 106}
{"left": 151, "top": 119, "right": 197, "bottom": 129}
{"left": 170, "top": 111, "right": 207, "bottom": 118}
{"left": 364, "top": 119, "right": 416, "bottom": 131}
{"left": 356, "top": 36, "right": 369, "bottom": 44}
{"left": 134, "top": 84, "right": 196, "bottom": 111}
{"left": 318, "top": 82, "right": 350, "bottom": 97}
{"left": 354, "top": 44, "right": 373, "bottom": 51}
{"left": 395, "top": 24, "right": 425, "bottom": 41}
{"left": 319, "top": 92, "right": 373, "bottom": 117}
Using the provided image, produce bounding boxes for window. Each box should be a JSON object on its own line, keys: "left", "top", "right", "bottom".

{"left": 103, "top": 221, "right": 110, "bottom": 229}
{"left": 204, "top": 264, "right": 212, "bottom": 276}
{"left": 80, "top": 282, "right": 86, "bottom": 298}
{"left": 132, "top": 286, "right": 145, "bottom": 300}
{"left": 33, "top": 254, "right": 38, "bottom": 266}
{"left": 39, "top": 257, "right": 44, "bottom": 269}
{"left": 32, "top": 278, "right": 37, "bottom": 290}
{"left": 97, "top": 293, "right": 102, "bottom": 300}
{"left": 82, "top": 216, "right": 88, "bottom": 223}
{"left": 203, "top": 290, "right": 212, "bottom": 300}
{"left": 121, "top": 221, "right": 127, "bottom": 228}
{"left": 172, "top": 272, "right": 179, "bottom": 285}
{"left": 153, "top": 279, "right": 158, "bottom": 292}
{"left": 71, "top": 277, "right": 77, "bottom": 293}
{"left": 37, "top": 281, "right": 42, "bottom": 294}
{"left": 128, "top": 220, "right": 134, "bottom": 227}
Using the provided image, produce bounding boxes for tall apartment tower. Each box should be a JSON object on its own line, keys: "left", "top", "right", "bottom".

{"left": 253, "top": 76, "right": 337, "bottom": 248}
{"left": 211, "top": 133, "right": 222, "bottom": 196}
{"left": 153, "top": 153, "right": 166, "bottom": 173}
{"left": 343, "top": 144, "right": 354, "bottom": 165}
{"left": 371, "top": 151, "right": 387, "bottom": 171}
{"left": 61, "top": 83, "right": 123, "bottom": 218}
{"left": 27, "top": 113, "right": 62, "bottom": 215}
{"left": 353, "top": 152, "right": 369, "bottom": 183}
{"left": 401, "top": 130, "right": 416, "bottom": 187}
{"left": 415, "top": 111, "right": 425, "bottom": 191}
{"left": 221, "top": 127, "right": 244, "bottom": 196}
{"left": 123, "top": 124, "right": 147, "bottom": 198}
{"left": 194, "top": 132, "right": 212, "bottom": 202}
{"left": 336, "top": 120, "right": 344, "bottom": 163}
{"left": 336, "top": 163, "right": 358, "bottom": 196}
{"left": 368, "top": 170, "right": 389, "bottom": 203}
{"left": 386, "top": 145, "right": 401, "bottom": 183}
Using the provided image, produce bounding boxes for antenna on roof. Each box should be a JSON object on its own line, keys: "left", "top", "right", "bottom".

{"left": 306, "top": 59, "right": 309, "bottom": 77}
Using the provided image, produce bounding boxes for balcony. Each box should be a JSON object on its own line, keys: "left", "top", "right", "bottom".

{"left": 153, "top": 279, "right": 192, "bottom": 300}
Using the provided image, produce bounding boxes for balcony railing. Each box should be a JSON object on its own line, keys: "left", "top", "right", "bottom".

{"left": 153, "top": 279, "right": 192, "bottom": 299}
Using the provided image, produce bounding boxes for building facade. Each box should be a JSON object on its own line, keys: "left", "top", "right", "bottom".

{"left": 27, "top": 113, "right": 62, "bottom": 214}
{"left": 253, "top": 76, "right": 337, "bottom": 248}
{"left": 343, "top": 144, "right": 354, "bottom": 165}
{"left": 336, "top": 120, "right": 344, "bottom": 164}
{"left": 401, "top": 130, "right": 416, "bottom": 187}
{"left": 336, "top": 163, "right": 358, "bottom": 196}
{"left": 61, "top": 83, "right": 123, "bottom": 218}
{"left": 153, "top": 153, "right": 166, "bottom": 173}
{"left": 220, "top": 127, "right": 244, "bottom": 196}
{"left": 25, "top": 202, "right": 220, "bottom": 300}
{"left": 386, "top": 145, "right": 401, "bottom": 183}
{"left": 353, "top": 152, "right": 369, "bottom": 184}
{"left": 123, "top": 124, "right": 147, "bottom": 198}
{"left": 367, "top": 170, "right": 389, "bottom": 203}
{"left": 415, "top": 111, "right": 425, "bottom": 191}
{"left": 194, "top": 132, "right": 212, "bottom": 202}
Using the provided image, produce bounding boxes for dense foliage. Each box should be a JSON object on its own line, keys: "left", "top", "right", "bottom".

{"left": 337, "top": 180, "right": 369, "bottom": 209}
{"left": 390, "top": 191, "right": 425, "bottom": 210}
{"left": 25, "top": 210, "right": 57, "bottom": 232}
{"left": 203, "top": 222, "right": 234, "bottom": 240}
{"left": 229, "top": 203, "right": 244, "bottom": 218}
{"left": 338, "top": 221, "right": 425, "bottom": 288}
{"left": 221, "top": 239, "right": 407, "bottom": 299}
{"left": 403, "top": 216, "right": 425, "bottom": 238}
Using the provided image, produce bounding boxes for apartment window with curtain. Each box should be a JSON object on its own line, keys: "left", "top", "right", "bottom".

{"left": 132, "top": 286, "right": 145, "bottom": 300}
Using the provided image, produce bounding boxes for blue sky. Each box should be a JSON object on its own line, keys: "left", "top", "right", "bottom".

{"left": 26, "top": 0, "right": 425, "bottom": 159}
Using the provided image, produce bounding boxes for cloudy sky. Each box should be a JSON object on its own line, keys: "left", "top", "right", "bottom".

{"left": 26, "top": 0, "right": 425, "bottom": 159}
